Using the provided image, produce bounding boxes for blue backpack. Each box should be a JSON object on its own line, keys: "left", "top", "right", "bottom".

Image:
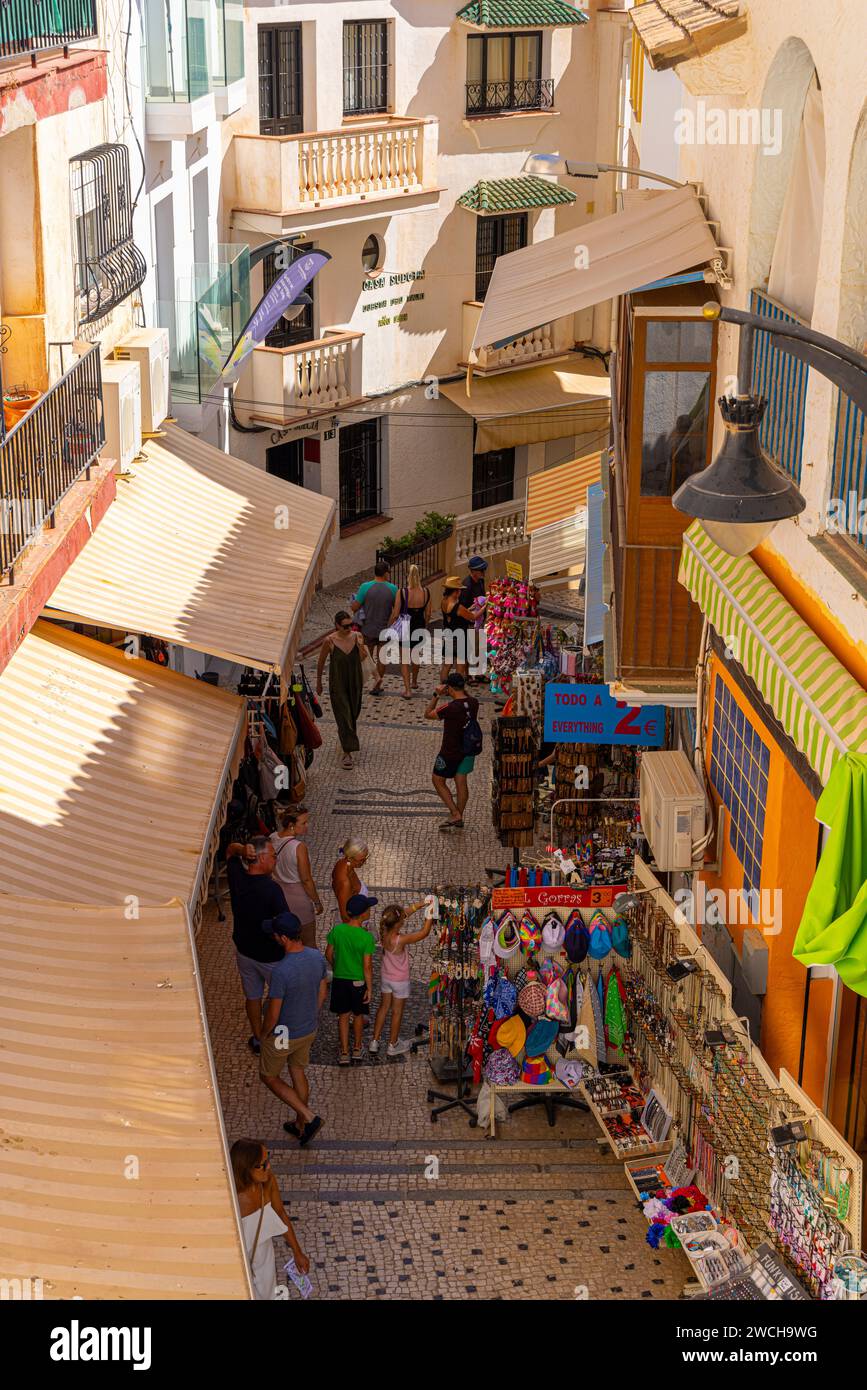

{"left": 462, "top": 699, "right": 484, "bottom": 756}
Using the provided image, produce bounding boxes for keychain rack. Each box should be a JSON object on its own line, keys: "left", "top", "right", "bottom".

{"left": 426, "top": 887, "right": 490, "bottom": 1123}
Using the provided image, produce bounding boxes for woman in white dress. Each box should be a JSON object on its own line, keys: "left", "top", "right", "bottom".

{"left": 231, "top": 1139, "right": 309, "bottom": 1300}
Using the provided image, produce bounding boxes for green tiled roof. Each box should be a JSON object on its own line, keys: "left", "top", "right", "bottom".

{"left": 457, "top": 175, "right": 577, "bottom": 213}
{"left": 456, "top": 1, "right": 588, "bottom": 28}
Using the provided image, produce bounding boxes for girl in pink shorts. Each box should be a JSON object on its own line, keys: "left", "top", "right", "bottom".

{"left": 369, "top": 901, "right": 432, "bottom": 1058}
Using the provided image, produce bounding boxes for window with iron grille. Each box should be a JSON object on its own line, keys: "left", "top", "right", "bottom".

{"left": 71, "top": 144, "right": 146, "bottom": 325}
{"left": 258, "top": 24, "right": 303, "bottom": 135}
{"left": 339, "top": 418, "right": 382, "bottom": 527}
{"left": 709, "top": 678, "right": 769, "bottom": 901}
{"left": 472, "top": 447, "right": 515, "bottom": 512}
{"left": 475, "top": 213, "right": 527, "bottom": 302}
{"left": 466, "top": 32, "right": 549, "bottom": 115}
{"left": 343, "top": 20, "right": 388, "bottom": 115}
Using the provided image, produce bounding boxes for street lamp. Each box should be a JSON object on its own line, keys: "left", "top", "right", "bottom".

{"left": 522, "top": 153, "right": 686, "bottom": 190}
{"left": 673, "top": 302, "right": 867, "bottom": 556}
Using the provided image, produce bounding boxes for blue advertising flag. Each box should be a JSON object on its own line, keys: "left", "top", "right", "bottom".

{"left": 543, "top": 682, "right": 666, "bottom": 747}
{"left": 206, "top": 250, "right": 331, "bottom": 389}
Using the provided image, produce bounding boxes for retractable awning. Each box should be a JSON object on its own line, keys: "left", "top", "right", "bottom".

{"left": 528, "top": 511, "right": 586, "bottom": 587}
{"left": 0, "top": 897, "right": 252, "bottom": 1299}
{"left": 679, "top": 523, "right": 867, "bottom": 784}
{"left": 472, "top": 186, "right": 718, "bottom": 353}
{"left": 0, "top": 620, "right": 244, "bottom": 914}
{"left": 45, "top": 423, "right": 336, "bottom": 681}
{"left": 440, "top": 360, "right": 610, "bottom": 453}
{"left": 583, "top": 481, "right": 607, "bottom": 645}
{"left": 525, "top": 449, "right": 603, "bottom": 533}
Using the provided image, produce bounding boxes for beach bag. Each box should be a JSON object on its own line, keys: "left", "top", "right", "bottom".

{"left": 259, "top": 743, "right": 288, "bottom": 801}
{"left": 300, "top": 665, "right": 322, "bottom": 719}
{"left": 462, "top": 700, "right": 484, "bottom": 756}
{"left": 293, "top": 691, "right": 322, "bottom": 751}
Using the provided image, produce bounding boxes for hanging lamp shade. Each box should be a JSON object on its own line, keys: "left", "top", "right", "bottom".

{"left": 672, "top": 394, "right": 806, "bottom": 556}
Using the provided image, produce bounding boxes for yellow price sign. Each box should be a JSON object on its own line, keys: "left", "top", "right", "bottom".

{"left": 505, "top": 560, "right": 523, "bottom": 581}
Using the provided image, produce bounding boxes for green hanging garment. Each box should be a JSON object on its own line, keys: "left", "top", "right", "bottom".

{"left": 793, "top": 753, "right": 867, "bottom": 997}
{"left": 604, "top": 968, "right": 627, "bottom": 1059}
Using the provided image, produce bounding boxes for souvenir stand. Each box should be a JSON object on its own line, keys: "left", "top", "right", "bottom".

{"left": 616, "top": 857, "right": 863, "bottom": 1299}
{"left": 426, "top": 887, "right": 491, "bottom": 1122}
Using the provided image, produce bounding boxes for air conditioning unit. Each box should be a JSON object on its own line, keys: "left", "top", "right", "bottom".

{"left": 114, "top": 327, "right": 170, "bottom": 433}
{"left": 101, "top": 359, "right": 142, "bottom": 473}
{"left": 639, "top": 750, "right": 707, "bottom": 872}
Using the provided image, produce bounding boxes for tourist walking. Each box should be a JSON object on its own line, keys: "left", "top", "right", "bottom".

{"left": 316, "top": 610, "right": 367, "bottom": 769}
{"left": 331, "top": 837, "right": 371, "bottom": 920}
{"left": 457, "top": 555, "right": 487, "bottom": 684}
{"left": 350, "top": 559, "right": 397, "bottom": 694}
{"left": 370, "top": 900, "right": 432, "bottom": 1056}
{"left": 388, "top": 563, "right": 431, "bottom": 698}
{"left": 270, "top": 804, "right": 323, "bottom": 948}
{"left": 440, "top": 575, "right": 465, "bottom": 680}
{"left": 224, "top": 837, "right": 288, "bottom": 1053}
{"left": 325, "top": 894, "right": 377, "bottom": 1065}
{"left": 425, "top": 670, "right": 480, "bottom": 831}
{"left": 231, "top": 1139, "right": 309, "bottom": 1300}
{"left": 259, "top": 912, "right": 326, "bottom": 1146}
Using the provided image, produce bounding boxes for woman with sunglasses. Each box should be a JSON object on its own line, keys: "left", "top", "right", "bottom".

{"left": 316, "top": 610, "right": 369, "bottom": 769}
{"left": 231, "top": 1139, "right": 309, "bottom": 1300}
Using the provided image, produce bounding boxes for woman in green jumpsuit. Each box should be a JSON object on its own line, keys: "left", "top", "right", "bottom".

{"left": 316, "top": 611, "right": 368, "bottom": 768}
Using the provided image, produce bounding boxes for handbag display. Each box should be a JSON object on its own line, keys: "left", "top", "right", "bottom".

{"left": 300, "top": 665, "right": 322, "bottom": 719}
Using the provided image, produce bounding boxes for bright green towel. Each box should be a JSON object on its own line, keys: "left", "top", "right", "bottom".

{"left": 793, "top": 753, "right": 867, "bottom": 997}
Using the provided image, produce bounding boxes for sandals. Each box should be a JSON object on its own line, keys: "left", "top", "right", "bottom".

{"left": 342, "top": 754, "right": 354, "bottom": 769}
{"left": 439, "top": 819, "right": 464, "bottom": 831}
{"left": 338, "top": 1053, "right": 351, "bottom": 1066}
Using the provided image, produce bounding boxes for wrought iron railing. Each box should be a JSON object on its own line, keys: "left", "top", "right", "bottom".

{"left": 0, "top": 0, "right": 97, "bottom": 61}
{"left": 749, "top": 287, "right": 809, "bottom": 484}
{"left": 0, "top": 345, "right": 104, "bottom": 581}
{"left": 465, "top": 77, "right": 554, "bottom": 115}
{"left": 376, "top": 529, "right": 451, "bottom": 591}
{"left": 830, "top": 386, "right": 867, "bottom": 555}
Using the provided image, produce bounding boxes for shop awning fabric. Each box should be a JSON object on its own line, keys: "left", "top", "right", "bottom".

{"left": 44, "top": 423, "right": 336, "bottom": 680}
{"left": 679, "top": 522, "right": 867, "bottom": 785}
{"left": 525, "top": 449, "right": 603, "bottom": 533}
{"left": 528, "top": 513, "right": 586, "bottom": 586}
{"left": 0, "top": 620, "right": 244, "bottom": 913}
{"left": 472, "top": 186, "right": 718, "bottom": 353}
{"left": 0, "top": 897, "right": 252, "bottom": 1298}
{"left": 441, "top": 360, "right": 610, "bottom": 453}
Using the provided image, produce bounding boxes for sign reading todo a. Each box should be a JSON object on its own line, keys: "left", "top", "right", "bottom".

{"left": 543, "top": 682, "right": 665, "bottom": 746}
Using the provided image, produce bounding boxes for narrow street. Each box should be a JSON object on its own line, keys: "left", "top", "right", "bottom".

{"left": 200, "top": 625, "right": 690, "bottom": 1300}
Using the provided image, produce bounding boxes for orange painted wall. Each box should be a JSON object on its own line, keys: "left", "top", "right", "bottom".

{"left": 699, "top": 654, "right": 832, "bottom": 1102}
{"left": 754, "top": 541, "right": 867, "bottom": 689}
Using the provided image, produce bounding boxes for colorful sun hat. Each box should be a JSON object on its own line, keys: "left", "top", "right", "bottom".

{"left": 545, "top": 977, "right": 570, "bottom": 1024}
{"left": 518, "top": 911, "right": 542, "bottom": 952}
{"left": 517, "top": 972, "right": 547, "bottom": 1018}
{"left": 541, "top": 914, "right": 565, "bottom": 952}
{"left": 587, "top": 909, "right": 613, "bottom": 960}
{"left": 496, "top": 1014, "right": 527, "bottom": 1057}
{"left": 485, "top": 1048, "right": 521, "bottom": 1085}
{"left": 555, "top": 1058, "right": 584, "bottom": 1090}
{"left": 524, "top": 1017, "right": 558, "bottom": 1057}
{"left": 493, "top": 914, "right": 521, "bottom": 959}
{"left": 522, "top": 1056, "right": 552, "bottom": 1086}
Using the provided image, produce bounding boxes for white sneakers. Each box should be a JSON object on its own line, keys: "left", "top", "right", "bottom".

{"left": 368, "top": 1039, "right": 380, "bottom": 1054}
{"left": 369, "top": 1038, "right": 411, "bottom": 1056}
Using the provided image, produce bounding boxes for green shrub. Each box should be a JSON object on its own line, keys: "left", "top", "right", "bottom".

{"left": 381, "top": 510, "right": 455, "bottom": 555}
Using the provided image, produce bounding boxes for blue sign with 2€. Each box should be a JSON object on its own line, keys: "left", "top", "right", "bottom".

{"left": 543, "top": 682, "right": 665, "bottom": 747}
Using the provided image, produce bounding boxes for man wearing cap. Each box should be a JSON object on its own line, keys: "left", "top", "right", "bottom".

{"left": 259, "top": 913, "right": 327, "bottom": 1145}
{"left": 425, "top": 669, "right": 479, "bottom": 830}
{"left": 325, "top": 894, "right": 378, "bottom": 1065}
{"left": 457, "top": 555, "right": 487, "bottom": 683}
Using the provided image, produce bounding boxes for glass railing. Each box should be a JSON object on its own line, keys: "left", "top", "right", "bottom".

{"left": 159, "top": 244, "right": 250, "bottom": 404}
{"left": 144, "top": 0, "right": 244, "bottom": 103}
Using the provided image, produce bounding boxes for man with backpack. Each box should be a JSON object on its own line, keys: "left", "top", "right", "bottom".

{"left": 425, "top": 669, "right": 482, "bottom": 831}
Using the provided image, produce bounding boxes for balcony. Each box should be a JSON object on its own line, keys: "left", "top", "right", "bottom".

{"left": 158, "top": 244, "right": 250, "bottom": 413}
{"left": 0, "top": 0, "right": 97, "bottom": 63}
{"left": 455, "top": 497, "right": 527, "bottom": 565}
{"left": 239, "top": 329, "right": 365, "bottom": 428}
{"left": 460, "top": 301, "right": 573, "bottom": 375}
{"left": 749, "top": 287, "right": 809, "bottom": 485}
{"left": 0, "top": 344, "right": 104, "bottom": 582}
{"left": 231, "top": 118, "right": 440, "bottom": 233}
{"left": 465, "top": 77, "right": 554, "bottom": 117}
{"left": 144, "top": 0, "right": 245, "bottom": 138}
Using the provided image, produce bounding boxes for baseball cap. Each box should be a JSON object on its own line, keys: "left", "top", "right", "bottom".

{"left": 262, "top": 911, "right": 302, "bottom": 940}
{"left": 346, "top": 893, "right": 378, "bottom": 917}
{"left": 468, "top": 555, "right": 488, "bottom": 571}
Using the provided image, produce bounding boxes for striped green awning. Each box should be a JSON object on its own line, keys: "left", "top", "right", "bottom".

{"left": 456, "top": 1, "right": 588, "bottom": 27}
{"left": 457, "top": 175, "right": 576, "bottom": 213}
{"left": 679, "top": 522, "right": 867, "bottom": 785}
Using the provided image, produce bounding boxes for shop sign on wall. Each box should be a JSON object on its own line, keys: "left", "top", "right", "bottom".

{"left": 362, "top": 269, "right": 425, "bottom": 327}
{"left": 543, "top": 682, "right": 665, "bottom": 747}
{"left": 491, "top": 885, "right": 628, "bottom": 909}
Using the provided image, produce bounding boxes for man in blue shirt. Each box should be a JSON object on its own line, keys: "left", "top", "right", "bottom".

{"left": 259, "top": 913, "right": 328, "bottom": 1146}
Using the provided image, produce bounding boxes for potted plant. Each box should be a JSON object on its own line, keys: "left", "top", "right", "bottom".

{"left": 3, "top": 385, "right": 41, "bottom": 433}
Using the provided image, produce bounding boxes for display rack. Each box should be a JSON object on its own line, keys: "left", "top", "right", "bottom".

{"left": 491, "top": 715, "right": 537, "bottom": 848}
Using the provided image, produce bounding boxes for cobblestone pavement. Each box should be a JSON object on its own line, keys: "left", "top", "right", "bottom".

{"left": 197, "top": 576, "right": 690, "bottom": 1299}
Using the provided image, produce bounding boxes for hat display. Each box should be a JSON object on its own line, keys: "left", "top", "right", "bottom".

{"left": 612, "top": 915, "right": 632, "bottom": 959}
{"left": 485, "top": 1048, "right": 521, "bottom": 1085}
{"left": 522, "top": 1056, "right": 552, "bottom": 1086}
{"left": 518, "top": 912, "right": 541, "bottom": 952}
{"left": 496, "top": 1014, "right": 527, "bottom": 1057}
{"left": 587, "top": 909, "right": 613, "bottom": 960}
{"left": 524, "top": 1017, "right": 558, "bottom": 1057}
{"left": 541, "top": 914, "right": 565, "bottom": 952}
{"left": 555, "top": 1058, "right": 584, "bottom": 1090}
{"left": 493, "top": 914, "right": 521, "bottom": 958}
{"left": 517, "top": 971, "right": 547, "bottom": 1018}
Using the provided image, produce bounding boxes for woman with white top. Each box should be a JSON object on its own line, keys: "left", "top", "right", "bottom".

{"left": 269, "top": 804, "right": 322, "bottom": 949}
{"left": 231, "top": 1138, "right": 308, "bottom": 1300}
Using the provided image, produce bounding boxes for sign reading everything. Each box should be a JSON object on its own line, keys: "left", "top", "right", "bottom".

{"left": 543, "top": 682, "right": 665, "bottom": 747}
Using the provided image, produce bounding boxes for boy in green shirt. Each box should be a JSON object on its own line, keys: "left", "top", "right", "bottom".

{"left": 326, "top": 894, "right": 378, "bottom": 1064}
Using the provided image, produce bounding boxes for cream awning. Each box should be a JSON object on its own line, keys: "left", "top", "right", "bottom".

{"left": 0, "top": 897, "right": 251, "bottom": 1299}
{"left": 525, "top": 450, "right": 603, "bottom": 534}
{"left": 472, "top": 187, "right": 718, "bottom": 353}
{"left": 0, "top": 620, "right": 244, "bottom": 914}
{"left": 528, "top": 512, "right": 587, "bottom": 586}
{"left": 441, "top": 359, "right": 610, "bottom": 453}
{"left": 45, "top": 423, "right": 336, "bottom": 680}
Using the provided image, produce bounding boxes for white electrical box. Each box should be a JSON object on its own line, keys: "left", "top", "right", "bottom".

{"left": 114, "top": 327, "right": 170, "bottom": 433}
{"left": 101, "top": 359, "right": 142, "bottom": 473}
{"left": 639, "top": 750, "right": 707, "bottom": 872}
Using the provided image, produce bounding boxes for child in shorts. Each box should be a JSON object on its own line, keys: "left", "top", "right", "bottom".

{"left": 369, "top": 900, "right": 432, "bottom": 1057}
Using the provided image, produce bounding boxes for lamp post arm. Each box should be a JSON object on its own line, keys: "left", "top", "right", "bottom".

{"left": 568, "top": 161, "right": 686, "bottom": 190}
{"left": 718, "top": 305, "right": 867, "bottom": 384}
